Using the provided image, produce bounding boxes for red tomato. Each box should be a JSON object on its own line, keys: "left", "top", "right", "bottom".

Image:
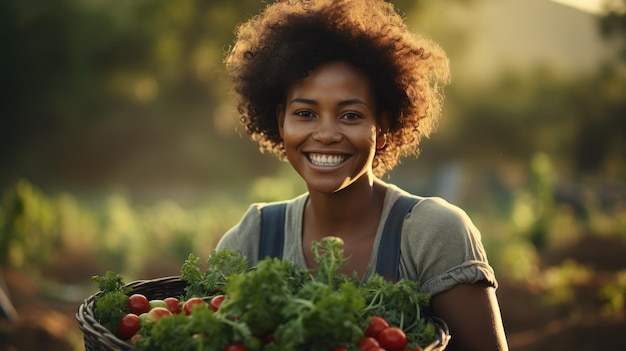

{"left": 263, "top": 335, "right": 276, "bottom": 345}
{"left": 377, "top": 327, "right": 407, "bottom": 351}
{"left": 128, "top": 294, "right": 151, "bottom": 315}
{"left": 332, "top": 348, "right": 349, "bottom": 351}
{"left": 357, "top": 336, "right": 380, "bottom": 351}
{"left": 224, "top": 342, "right": 248, "bottom": 351}
{"left": 365, "top": 316, "right": 389, "bottom": 338}
{"left": 146, "top": 307, "right": 172, "bottom": 323}
{"left": 130, "top": 333, "right": 144, "bottom": 345}
{"left": 163, "top": 297, "right": 182, "bottom": 314}
{"left": 183, "top": 297, "right": 206, "bottom": 315}
{"left": 210, "top": 295, "right": 226, "bottom": 312}
{"left": 117, "top": 313, "right": 140, "bottom": 340}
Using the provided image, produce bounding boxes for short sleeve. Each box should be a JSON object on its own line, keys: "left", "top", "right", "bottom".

{"left": 400, "top": 197, "right": 497, "bottom": 296}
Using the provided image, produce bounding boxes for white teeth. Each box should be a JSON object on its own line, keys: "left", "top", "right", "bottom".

{"left": 309, "top": 153, "right": 345, "bottom": 166}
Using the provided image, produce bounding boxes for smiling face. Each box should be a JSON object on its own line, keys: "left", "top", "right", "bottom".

{"left": 277, "top": 61, "right": 387, "bottom": 194}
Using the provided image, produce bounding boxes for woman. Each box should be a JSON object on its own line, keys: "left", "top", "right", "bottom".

{"left": 217, "top": 1, "right": 509, "bottom": 350}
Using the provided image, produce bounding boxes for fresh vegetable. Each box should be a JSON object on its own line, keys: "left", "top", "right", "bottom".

{"left": 117, "top": 313, "right": 141, "bottom": 340}
{"left": 224, "top": 343, "right": 249, "bottom": 351}
{"left": 377, "top": 327, "right": 407, "bottom": 351}
{"left": 91, "top": 271, "right": 131, "bottom": 333}
{"left": 180, "top": 250, "right": 249, "bottom": 299}
{"left": 366, "top": 316, "right": 390, "bottom": 338}
{"left": 128, "top": 294, "right": 151, "bottom": 315}
{"left": 149, "top": 299, "right": 168, "bottom": 309}
{"left": 182, "top": 297, "right": 206, "bottom": 316}
{"left": 163, "top": 297, "right": 182, "bottom": 314}
{"left": 209, "top": 294, "right": 226, "bottom": 312}
{"left": 357, "top": 336, "right": 380, "bottom": 350}
{"left": 146, "top": 307, "right": 173, "bottom": 323}
{"left": 90, "top": 237, "right": 441, "bottom": 350}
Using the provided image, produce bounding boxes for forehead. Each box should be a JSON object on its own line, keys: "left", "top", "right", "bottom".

{"left": 287, "top": 61, "right": 375, "bottom": 101}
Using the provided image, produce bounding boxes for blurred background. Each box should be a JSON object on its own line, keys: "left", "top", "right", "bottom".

{"left": 1, "top": 0, "right": 625, "bottom": 350}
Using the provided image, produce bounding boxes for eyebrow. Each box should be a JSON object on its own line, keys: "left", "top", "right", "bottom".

{"left": 289, "top": 97, "right": 368, "bottom": 107}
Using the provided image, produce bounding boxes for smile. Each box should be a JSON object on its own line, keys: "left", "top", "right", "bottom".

{"left": 307, "top": 153, "right": 347, "bottom": 166}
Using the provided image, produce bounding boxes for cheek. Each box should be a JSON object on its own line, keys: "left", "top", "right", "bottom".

{"left": 281, "top": 123, "right": 306, "bottom": 151}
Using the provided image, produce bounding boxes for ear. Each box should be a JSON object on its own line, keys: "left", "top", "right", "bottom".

{"left": 376, "top": 112, "right": 390, "bottom": 149}
{"left": 276, "top": 104, "right": 285, "bottom": 139}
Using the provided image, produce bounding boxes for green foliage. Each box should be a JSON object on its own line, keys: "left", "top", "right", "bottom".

{"left": 540, "top": 259, "right": 591, "bottom": 306}
{"left": 0, "top": 180, "right": 60, "bottom": 270}
{"left": 222, "top": 258, "right": 306, "bottom": 337}
{"left": 91, "top": 271, "right": 131, "bottom": 333}
{"left": 359, "top": 275, "right": 435, "bottom": 348}
{"left": 180, "top": 250, "right": 249, "bottom": 299}
{"left": 164, "top": 243, "right": 436, "bottom": 350}
{"left": 600, "top": 270, "right": 626, "bottom": 318}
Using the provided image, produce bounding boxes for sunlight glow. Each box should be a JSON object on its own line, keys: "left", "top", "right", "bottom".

{"left": 550, "top": 0, "right": 626, "bottom": 15}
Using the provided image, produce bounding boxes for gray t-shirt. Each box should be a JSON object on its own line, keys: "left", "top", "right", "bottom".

{"left": 216, "top": 183, "right": 497, "bottom": 296}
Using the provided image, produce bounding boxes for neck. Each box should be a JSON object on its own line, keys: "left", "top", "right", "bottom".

{"left": 306, "top": 178, "right": 388, "bottom": 237}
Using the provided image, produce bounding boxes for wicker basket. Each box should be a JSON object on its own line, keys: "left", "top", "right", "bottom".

{"left": 76, "top": 276, "right": 450, "bottom": 351}
{"left": 77, "top": 276, "right": 186, "bottom": 351}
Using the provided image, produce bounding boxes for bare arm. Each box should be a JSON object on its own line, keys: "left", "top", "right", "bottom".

{"left": 430, "top": 283, "right": 508, "bottom": 351}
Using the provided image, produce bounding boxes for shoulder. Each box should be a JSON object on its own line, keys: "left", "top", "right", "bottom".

{"left": 215, "top": 194, "right": 308, "bottom": 261}
{"left": 412, "top": 197, "right": 477, "bottom": 233}
{"left": 386, "top": 184, "right": 476, "bottom": 234}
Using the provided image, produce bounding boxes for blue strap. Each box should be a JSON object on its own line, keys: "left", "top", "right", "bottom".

{"left": 258, "top": 196, "right": 418, "bottom": 281}
{"left": 375, "top": 196, "right": 419, "bottom": 282}
{"left": 258, "top": 203, "right": 287, "bottom": 260}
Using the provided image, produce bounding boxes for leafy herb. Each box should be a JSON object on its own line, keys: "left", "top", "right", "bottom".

{"left": 91, "top": 271, "right": 131, "bottom": 333}
{"left": 93, "top": 238, "right": 440, "bottom": 350}
{"left": 275, "top": 281, "right": 364, "bottom": 350}
{"left": 220, "top": 257, "right": 307, "bottom": 336}
{"left": 311, "top": 236, "right": 350, "bottom": 288}
{"left": 180, "top": 249, "right": 248, "bottom": 299}
{"left": 359, "top": 274, "right": 436, "bottom": 349}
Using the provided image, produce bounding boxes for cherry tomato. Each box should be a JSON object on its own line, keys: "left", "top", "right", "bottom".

{"left": 146, "top": 307, "right": 172, "bottom": 323}
{"left": 210, "top": 294, "right": 226, "bottom": 311}
{"left": 183, "top": 297, "right": 206, "bottom": 315}
{"left": 149, "top": 299, "right": 168, "bottom": 309}
{"left": 365, "top": 316, "right": 389, "bottom": 338}
{"left": 377, "top": 327, "right": 407, "bottom": 351}
{"left": 357, "top": 336, "right": 380, "bottom": 351}
{"left": 117, "top": 313, "right": 140, "bottom": 340}
{"left": 163, "top": 297, "right": 182, "bottom": 314}
{"left": 224, "top": 342, "right": 248, "bottom": 351}
{"left": 130, "top": 333, "right": 144, "bottom": 345}
{"left": 128, "top": 294, "right": 151, "bottom": 315}
{"left": 263, "top": 335, "right": 276, "bottom": 345}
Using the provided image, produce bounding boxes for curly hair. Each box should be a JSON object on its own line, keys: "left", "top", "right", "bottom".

{"left": 224, "top": 0, "right": 450, "bottom": 176}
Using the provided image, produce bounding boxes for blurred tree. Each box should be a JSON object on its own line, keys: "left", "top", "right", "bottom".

{"left": 1, "top": 0, "right": 476, "bottom": 201}
{"left": 599, "top": 9, "right": 626, "bottom": 59}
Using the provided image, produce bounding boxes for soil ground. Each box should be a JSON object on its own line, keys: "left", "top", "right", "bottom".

{"left": 1, "top": 235, "right": 625, "bottom": 351}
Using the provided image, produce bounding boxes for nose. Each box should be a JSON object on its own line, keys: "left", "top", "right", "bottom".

{"left": 311, "top": 116, "right": 342, "bottom": 144}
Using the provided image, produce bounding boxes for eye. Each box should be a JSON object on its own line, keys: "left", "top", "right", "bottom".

{"left": 340, "top": 112, "right": 363, "bottom": 121}
{"left": 295, "top": 110, "right": 315, "bottom": 118}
